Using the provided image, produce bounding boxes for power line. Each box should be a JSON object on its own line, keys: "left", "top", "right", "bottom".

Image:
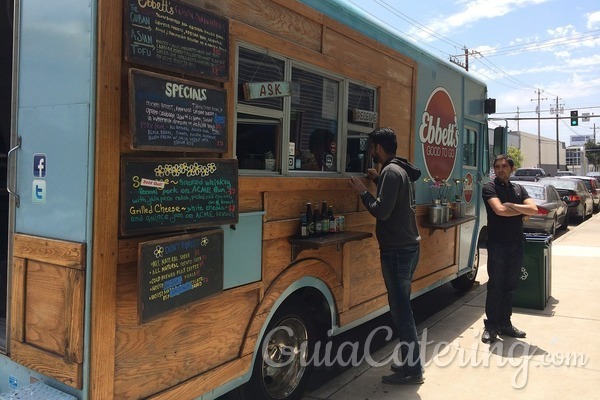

{"left": 344, "top": 0, "right": 597, "bottom": 104}
{"left": 479, "top": 29, "right": 600, "bottom": 58}
{"left": 472, "top": 53, "right": 538, "bottom": 91}
{"left": 373, "top": 0, "right": 463, "bottom": 49}
{"left": 345, "top": 0, "right": 452, "bottom": 58}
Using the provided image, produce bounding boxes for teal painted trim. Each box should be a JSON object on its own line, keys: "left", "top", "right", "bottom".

{"left": 328, "top": 306, "right": 389, "bottom": 336}
{"left": 82, "top": 0, "right": 98, "bottom": 397}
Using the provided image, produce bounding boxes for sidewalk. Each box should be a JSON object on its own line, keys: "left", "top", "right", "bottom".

{"left": 304, "top": 213, "right": 600, "bottom": 400}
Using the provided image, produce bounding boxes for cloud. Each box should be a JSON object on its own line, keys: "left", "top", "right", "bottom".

{"left": 587, "top": 11, "right": 600, "bottom": 29}
{"left": 409, "top": 0, "right": 551, "bottom": 40}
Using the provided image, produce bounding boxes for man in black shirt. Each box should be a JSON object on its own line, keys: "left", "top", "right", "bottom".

{"left": 481, "top": 154, "right": 537, "bottom": 343}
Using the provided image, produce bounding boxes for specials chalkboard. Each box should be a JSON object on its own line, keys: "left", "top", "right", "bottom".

{"left": 121, "top": 157, "right": 238, "bottom": 235}
{"left": 129, "top": 69, "right": 227, "bottom": 152}
{"left": 138, "top": 230, "right": 223, "bottom": 322}
{"left": 124, "top": 0, "right": 228, "bottom": 80}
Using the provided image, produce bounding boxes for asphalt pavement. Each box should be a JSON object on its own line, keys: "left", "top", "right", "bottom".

{"left": 303, "top": 213, "right": 600, "bottom": 400}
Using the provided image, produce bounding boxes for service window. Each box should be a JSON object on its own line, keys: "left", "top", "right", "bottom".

{"left": 236, "top": 47, "right": 285, "bottom": 172}
{"left": 290, "top": 67, "right": 340, "bottom": 172}
{"left": 346, "top": 82, "right": 377, "bottom": 173}
{"left": 237, "top": 115, "right": 281, "bottom": 171}
{"left": 463, "top": 127, "right": 477, "bottom": 167}
{"left": 235, "top": 44, "right": 379, "bottom": 175}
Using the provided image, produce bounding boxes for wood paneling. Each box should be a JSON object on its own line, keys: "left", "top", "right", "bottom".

{"left": 265, "top": 189, "right": 358, "bottom": 221}
{"left": 113, "top": 260, "right": 261, "bottom": 399}
{"left": 84, "top": 0, "right": 458, "bottom": 398}
{"left": 346, "top": 226, "right": 385, "bottom": 309}
{"left": 415, "top": 218, "right": 457, "bottom": 280}
{"left": 90, "top": 0, "right": 122, "bottom": 397}
{"left": 10, "top": 341, "right": 82, "bottom": 388}
{"left": 13, "top": 234, "right": 85, "bottom": 268}
{"left": 10, "top": 235, "right": 85, "bottom": 388}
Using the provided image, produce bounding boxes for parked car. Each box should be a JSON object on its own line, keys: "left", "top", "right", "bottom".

{"left": 519, "top": 182, "right": 569, "bottom": 235}
{"left": 538, "top": 178, "right": 594, "bottom": 223}
{"left": 556, "top": 170, "right": 575, "bottom": 177}
{"left": 511, "top": 167, "right": 548, "bottom": 182}
{"left": 586, "top": 171, "right": 600, "bottom": 184}
{"left": 560, "top": 176, "right": 599, "bottom": 213}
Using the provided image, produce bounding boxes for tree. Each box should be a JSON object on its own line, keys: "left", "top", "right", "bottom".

{"left": 584, "top": 140, "right": 600, "bottom": 171}
{"left": 507, "top": 146, "right": 524, "bottom": 169}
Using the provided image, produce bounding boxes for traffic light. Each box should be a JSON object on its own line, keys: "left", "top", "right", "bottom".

{"left": 571, "top": 110, "right": 578, "bottom": 126}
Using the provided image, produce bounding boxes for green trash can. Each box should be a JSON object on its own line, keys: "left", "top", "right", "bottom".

{"left": 512, "top": 233, "right": 552, "bottom": 310}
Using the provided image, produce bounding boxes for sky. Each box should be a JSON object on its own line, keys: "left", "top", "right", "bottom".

{"left": 342, "top": 0, "right": 600, "bottom": 146}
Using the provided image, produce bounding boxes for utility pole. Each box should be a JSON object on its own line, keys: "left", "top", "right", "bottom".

{"left": 592, "top": 123, "right": 598, "bottom": 144}
{"left": 531, "top": 89, "right": 547, "bottom": 168}
{"left": 515, "top": 107, "right": 520, "bottom": 132}
{"left": 449, "top": 47, "right": 480, "bottom": 71}
{"left": 553, "top": 96, "right": 564, "bottom": 172}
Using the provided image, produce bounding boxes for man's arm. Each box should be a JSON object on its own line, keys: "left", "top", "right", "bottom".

{"left": 349, "top": 170, "right": 398, "bottom": 220}
{"left": 486, "top": 197, "right": 537, "bottom": 217}
{"left": 486, "top": 197, "right": 522, "bottom": 216}
{"left": 505, "top": 198, "right": 538, "bottom": 216}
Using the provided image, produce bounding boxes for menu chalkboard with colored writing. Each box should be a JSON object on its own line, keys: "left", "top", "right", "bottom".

{"left": 124, "top": 0, "right": 228, "bottom": 80}
{"left": 129, "top": 69, "right": 227, "bottom": 152}
{"left": 138, "top": 230, "right": 223, "bottom": 322}
{"left": 121, "top": 157, "right": 238, "bottom": 235}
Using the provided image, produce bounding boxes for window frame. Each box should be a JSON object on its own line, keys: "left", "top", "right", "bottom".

{"left": 463, "top": 126, "right": 478, "bottom": 167}
{"left": 235, "top": 43, "right": 379, "bottom": 177}
{"left": 345, "top": 80, "right": 378, "bottom": 174}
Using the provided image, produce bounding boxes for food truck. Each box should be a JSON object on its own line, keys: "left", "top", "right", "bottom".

{"left": 0, "top": 0, "right": 505, "bottom": 398}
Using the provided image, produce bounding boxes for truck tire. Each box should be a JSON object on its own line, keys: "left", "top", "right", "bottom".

{"left": 451, "top": 246, "right": 479, "bottom": 292}
{"left": 232, "top": 301, "right": 316, "bottom": 400}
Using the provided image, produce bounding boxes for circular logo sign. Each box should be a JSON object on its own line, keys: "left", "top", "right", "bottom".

{"left": 419, "top": 87, "right": 459, "bottom": 181}
{"left": 329, "top": 141, "right": 337, "bottom": 155}
{"left": 464, "top": 173, "right": 474, "bottom": 203}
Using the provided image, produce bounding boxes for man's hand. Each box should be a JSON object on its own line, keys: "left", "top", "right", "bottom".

{"left": 366, "top": 168, "right": 379, "bottom": 182}
{"left": 349, "top": 176, "right": 368, "bottom": 194}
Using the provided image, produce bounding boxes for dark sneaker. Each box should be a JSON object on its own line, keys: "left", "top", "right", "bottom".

{"left": 498, "top": 325, "right": 526, "bottom": 338}
{"left": 481, "top": 328, "right": 498, "bottom": 343}
{"left": 391, "top": 364, "right": 425, "bottom": 375}
{"left": 382, "top": 372, "right": 424, "bottom": 385}
{"left": 390, "top": 364, "right": 404, "bottom": 374}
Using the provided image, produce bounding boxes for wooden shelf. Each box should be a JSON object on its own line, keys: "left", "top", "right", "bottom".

{"left": 420, "top": 215, "right": 476, "bottom": 234}
{"left": 289, "top": 231, "right": 372, "bottom": 260}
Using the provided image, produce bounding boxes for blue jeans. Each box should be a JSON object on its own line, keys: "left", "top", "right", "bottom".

{"left": 485, "top": 239, "right": 524, "bottom": 330}
{"left": 380, "top": 244, "right": 422, "bottom": 375}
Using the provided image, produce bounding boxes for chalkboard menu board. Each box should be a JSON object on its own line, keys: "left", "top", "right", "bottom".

{"left": 129, "top": 69, "right": 227, "bottom": 152}
{"left": 124, "top": 0, "right": 228, "bottom": 80}
{"left": 121, "top": 157, "right": 238, "bottom": 235}
{"left": 138, "top": 230, "right": 223, "bottom": 322}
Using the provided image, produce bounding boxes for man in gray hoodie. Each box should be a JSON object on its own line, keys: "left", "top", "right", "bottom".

{"left": 349, "top": 127, "right": 423, "bottom": 385}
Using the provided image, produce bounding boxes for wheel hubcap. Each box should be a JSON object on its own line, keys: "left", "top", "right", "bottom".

{"left": 261, "top": 317, "right": 309, "bottom": 399}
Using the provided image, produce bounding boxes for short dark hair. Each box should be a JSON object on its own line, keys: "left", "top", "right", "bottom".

{"left": 493, "top": 154, "right": 514, "bottom": 168}
{"left": 368, "top": 127, "right": 397, "bottom": 154}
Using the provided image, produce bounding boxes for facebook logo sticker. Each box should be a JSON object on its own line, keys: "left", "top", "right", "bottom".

{"left": 33, "top": 153, "right": 47, "bottom": 177}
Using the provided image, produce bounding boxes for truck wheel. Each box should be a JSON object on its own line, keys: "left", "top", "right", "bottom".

{"left": 451, "top": 246, "right": 479, "bottom": 292}
{"left": 233, "top": 302, "right": 316, "bottom": 400}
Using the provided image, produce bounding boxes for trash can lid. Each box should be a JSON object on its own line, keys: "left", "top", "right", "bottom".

{"left": 523, "top": 232, "right": 553, "bottom": 243}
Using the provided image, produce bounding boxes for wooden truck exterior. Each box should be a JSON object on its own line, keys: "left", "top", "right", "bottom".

{"left": 0, "top": 0, "right": 501, "bottom": 398}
